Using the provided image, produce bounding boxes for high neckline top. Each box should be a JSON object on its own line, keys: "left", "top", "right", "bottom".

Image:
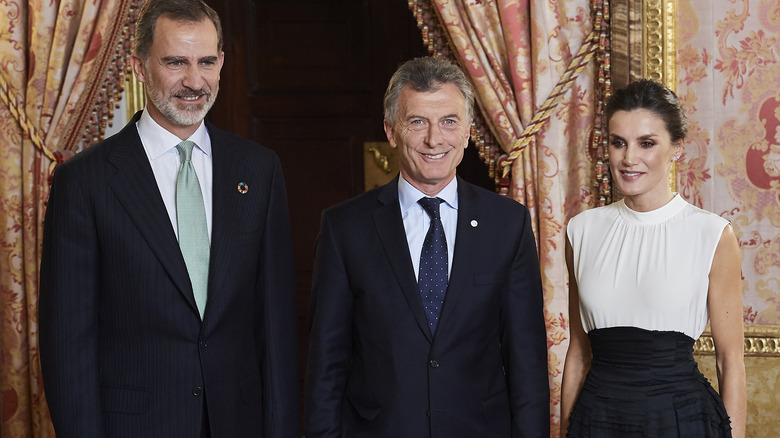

{"left": 566, "top": 195, "right": 729, "bottom": 340}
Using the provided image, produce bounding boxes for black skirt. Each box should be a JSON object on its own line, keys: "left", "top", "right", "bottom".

{"left": 566, "top": 326, "right": 732, "bottom": 437}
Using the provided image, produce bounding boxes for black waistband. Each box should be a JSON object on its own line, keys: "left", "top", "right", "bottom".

{"left": 588, "top": 326, "right": 696, "bottom": 370}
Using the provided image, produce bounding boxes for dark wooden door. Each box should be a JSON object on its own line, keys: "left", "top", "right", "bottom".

{"left": 206, "top": 0, "right": 493, "bottom": 411}
{"left": 206, "top": 0, "right": 426, "bottom": 401}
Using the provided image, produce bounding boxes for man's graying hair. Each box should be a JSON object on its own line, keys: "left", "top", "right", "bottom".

{"left": 134, "top": 0, "right": 223, "bottom": 60}
{"left": 383, "top": 57, "right": 475, "bottom": 125}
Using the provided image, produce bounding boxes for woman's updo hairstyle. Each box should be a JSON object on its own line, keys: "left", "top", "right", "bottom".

{"left": 605, "top": 79, "right": 688, "bottom": 143}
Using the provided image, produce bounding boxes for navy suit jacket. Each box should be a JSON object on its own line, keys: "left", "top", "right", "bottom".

{"left": 304, "top": 176, "right": 550, "bottom": 437}
{"left": 39, "top": 112, "right": 300, "bottom": 437}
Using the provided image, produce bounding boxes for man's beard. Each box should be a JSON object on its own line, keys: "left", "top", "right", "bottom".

{"left": 146, "top": 80, "right": 218, "bottom": 127}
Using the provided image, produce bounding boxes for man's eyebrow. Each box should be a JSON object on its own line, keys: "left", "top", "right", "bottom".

{"left": 159, "top": 55, "right": 219, "bottom": 64}
{"left": 161, "top": 56, "right": 188, "bottom": 63}
{"left": 405, "top": 113, "right": 461, "bottom": 120}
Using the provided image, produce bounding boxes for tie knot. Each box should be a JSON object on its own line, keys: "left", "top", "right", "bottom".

{"left": 176, "top": 140, "right": 196, "bottom": 163}
{"left": 418, "top": 197, "right": 444, "bottom": 220}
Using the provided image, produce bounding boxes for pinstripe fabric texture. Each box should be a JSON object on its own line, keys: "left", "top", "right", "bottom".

{"left": 39, "top": 113, "right": 300, "bottom": 437}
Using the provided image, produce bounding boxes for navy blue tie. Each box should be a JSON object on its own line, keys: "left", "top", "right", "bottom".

{"left": 418, "top": 197, "right": 448, "bottom": 334}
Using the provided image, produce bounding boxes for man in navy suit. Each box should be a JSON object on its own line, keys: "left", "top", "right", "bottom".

{"left": 304, "top": 57, "right": 550, "bottom": 437}
{"left": 38, "top": 1, "right": 299, "bottom": 436}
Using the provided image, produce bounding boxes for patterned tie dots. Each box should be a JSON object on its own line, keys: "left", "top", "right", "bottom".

{"left": 417, "top": 197, "right": 448, "bottom": 334}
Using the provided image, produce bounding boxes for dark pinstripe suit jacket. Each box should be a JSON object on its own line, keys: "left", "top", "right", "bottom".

{"left": 39, "top": 111, "right": 299, "bottom": 437}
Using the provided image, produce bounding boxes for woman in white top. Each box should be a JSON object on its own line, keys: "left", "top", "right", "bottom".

{"left": 560, "top": 79, "right": 746, "bottom": 437}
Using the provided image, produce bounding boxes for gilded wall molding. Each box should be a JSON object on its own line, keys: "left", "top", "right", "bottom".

{"left": 125, "top": 71, "right": 146, "bottom": 119}
{"left": 642, "top": 0, "right": 677, "bottom": 87}
{"left": 694, "top": 325, "right": 780, "bottom": 357}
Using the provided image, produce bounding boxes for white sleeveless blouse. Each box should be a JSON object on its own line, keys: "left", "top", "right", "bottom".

{"left": 566, "top": 195, "right": 729, "bottom": 340}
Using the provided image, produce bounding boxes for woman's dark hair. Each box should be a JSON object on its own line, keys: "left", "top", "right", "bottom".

{"left": 605, "top": 79, "right": 688, "bottom": 143}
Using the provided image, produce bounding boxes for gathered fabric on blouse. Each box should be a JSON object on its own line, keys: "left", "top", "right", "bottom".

{"left": 566, "top": 194, "right": 728, "bottom": 340}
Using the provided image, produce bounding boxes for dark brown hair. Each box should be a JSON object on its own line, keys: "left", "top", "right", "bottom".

{"left": 605, "top": 79, "right": 688, "bottom": 143}
{"left": 134, "top": 0, "right": 223, "bottom": 59}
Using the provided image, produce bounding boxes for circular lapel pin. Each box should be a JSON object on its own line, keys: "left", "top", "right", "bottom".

{"left": 470, "top": 220, "right": 478, "bottom": 227}
{"left": 237, "top": 182, "right": 249, "bottom": 194}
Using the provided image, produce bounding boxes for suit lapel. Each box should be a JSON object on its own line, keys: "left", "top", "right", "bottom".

{"left": 436, "top": 177, "right": 480, "bottom": 335}
{"left": 372, "top": 178, "right": 434, "bottom": 343}
{"left": 107, "top": 113, "right": 196, "bottom": 312}
{"left": 206, "top": 125, "right": 245, "bottom": 316}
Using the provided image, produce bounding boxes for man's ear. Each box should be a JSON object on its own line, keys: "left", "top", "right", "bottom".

{"left": 384, "top": 120, "right": 397, "bottom": 148}
{"left": 463, "top": 119, "right": 473, "bottom": 147}
{"left": 130, "top": 54, "right": 146, "bottom": 84}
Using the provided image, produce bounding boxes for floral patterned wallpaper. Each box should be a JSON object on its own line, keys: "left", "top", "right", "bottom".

{"left": 676, "top": 0, "right": 780, "bottom": 325}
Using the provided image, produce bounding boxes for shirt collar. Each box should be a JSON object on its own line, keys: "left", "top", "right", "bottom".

{"left": 398, "top": 175, "right": 459, "bottom": 215}
{"left": 136, "top": 108, "right": 211, "bottom": 159}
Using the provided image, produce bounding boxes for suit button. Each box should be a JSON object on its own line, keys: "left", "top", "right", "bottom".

{"left": 192, "top": 386, "right": 203, "bottom": 397}
{"left": 199, "top": 340, "right": 208, "bottom": 349}
{"left": 429, "top": 360, "right": 440, "bottom": 368}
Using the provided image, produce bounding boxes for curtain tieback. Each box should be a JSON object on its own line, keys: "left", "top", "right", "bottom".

{"left": 499, "top": 31, "right": 599, "bottom": 178}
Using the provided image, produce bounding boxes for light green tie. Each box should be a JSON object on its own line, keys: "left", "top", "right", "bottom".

{"left": 176, "top": 140, "right": 209, "bottom": 319}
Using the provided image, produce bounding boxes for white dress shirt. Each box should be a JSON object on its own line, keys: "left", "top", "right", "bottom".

{"left": 136, "top": 109, "right": 213, "bottom": 241}
{"left": 399, "top": 176, "right": 458, "bottom": 280}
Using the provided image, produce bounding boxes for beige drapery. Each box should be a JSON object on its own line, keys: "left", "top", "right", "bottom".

{"left": 409, "top": 1, "right": 611, "bottom": 433}
{"left": 0, "top": 1, "right": 142, "bottom": 435}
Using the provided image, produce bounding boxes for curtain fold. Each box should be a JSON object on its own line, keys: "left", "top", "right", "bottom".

{"left": 411, "top": 1, "right": 610, "bottom": 434}
{"left": 0, "top": 1, "right": 142, "bottom": 436}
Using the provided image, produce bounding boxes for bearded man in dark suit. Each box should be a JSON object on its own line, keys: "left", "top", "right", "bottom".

{"left": 39, "top": 1, "right": 299, "bottom": 436}
{"left": 304, "top": 56, "right": 550, "bottom": 438}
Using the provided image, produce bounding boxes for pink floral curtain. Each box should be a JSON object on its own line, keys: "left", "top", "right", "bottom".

{"left": 409, "top": 1, "right": 610, "bottom": 434}
{"left": 0, "top": 1, "right": 142, "bottom": 435}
